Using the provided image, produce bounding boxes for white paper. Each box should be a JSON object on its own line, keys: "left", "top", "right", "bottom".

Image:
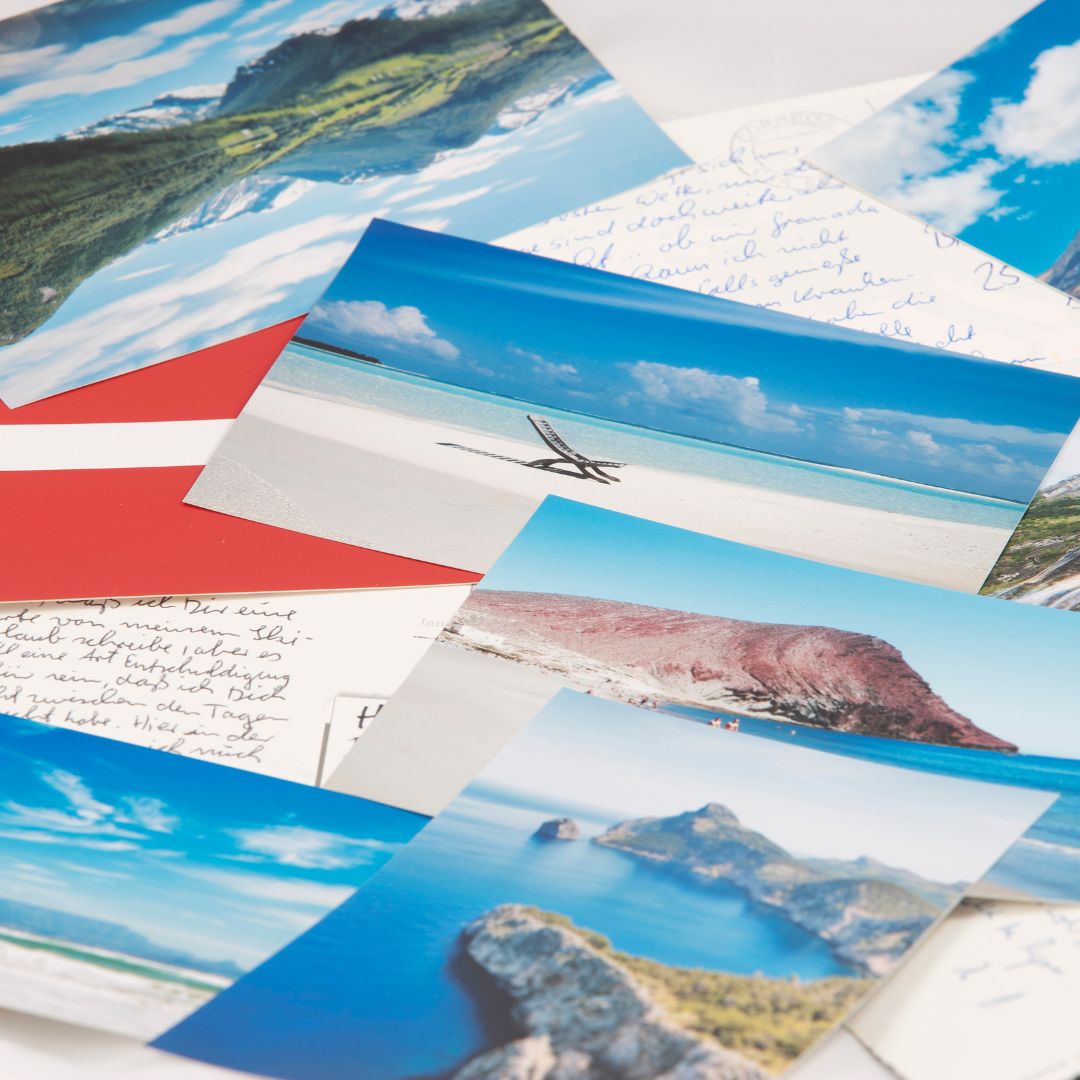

{"left": 851, "top": 898, "right": 1080, "bottom": 1080}
{"left": 504, "top": 77, "right": 1080, "bottom": 374}
{"left": 320, "top": 695, "right": 388, "bottom": 785}
{"left": 0, "top": 586, "right": 470, "bottom": 785}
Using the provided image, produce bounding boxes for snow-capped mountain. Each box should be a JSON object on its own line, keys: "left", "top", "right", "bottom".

{"left": 61, "top": 85, "right": 226, "bottom": 140}
{"left": 378, "top": 0, "right": 479, "bottom": 19}
{"left": 150, "top": 175, "right": 316, "bottom": 243}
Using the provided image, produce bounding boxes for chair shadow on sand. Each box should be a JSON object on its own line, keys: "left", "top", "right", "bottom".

{"left": 438, "top": 414, "right": 625, "bottom": 485}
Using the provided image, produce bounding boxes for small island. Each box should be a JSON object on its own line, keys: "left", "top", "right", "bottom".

{"left": 534, "top": 818, "right": 581, "bottom": 841}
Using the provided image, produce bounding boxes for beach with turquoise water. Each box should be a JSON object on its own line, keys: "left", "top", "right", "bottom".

{"left": 277, "top": 344, "right": 1023, "bottom": 530}
{"left": 188, "top": 344, "right": 1024, "bottom": 586}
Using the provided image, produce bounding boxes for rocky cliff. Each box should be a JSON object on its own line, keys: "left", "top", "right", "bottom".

{"left": 444, "top": 590, "right": 1014, "bottom": 751}
{"left": 1045, "top": 230, "right": 1080, "bottom": 297}
{"left": 453, "top": 905, "right": 768, "bottom": 1080}
{"left": 594, "top": 804, "right": 942, "bottom": 976}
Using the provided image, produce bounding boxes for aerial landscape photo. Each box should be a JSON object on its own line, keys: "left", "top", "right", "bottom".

{"left": 156, "top": 689, "right": 1049, "bottom": 1079}
{"left": 0, "top": 0, "right": 683, "bottom": 404}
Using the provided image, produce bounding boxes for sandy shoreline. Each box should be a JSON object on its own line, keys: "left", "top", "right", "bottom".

{"left": 0, "top": 932, "right": 225, "bottom": 1040}
{"left": 190, "top": 385, "right": 1013, "bottom": 590}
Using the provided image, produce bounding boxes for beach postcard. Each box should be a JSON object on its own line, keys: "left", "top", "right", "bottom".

{"left": 0, "top": 0, "right": 685, "bottom": 407}
{"left": 155, "top": 688, "right": 1051, "bottom": 1079}
{"left": 982, "top": 421, "right": 1080, "bottom": 610}
{"left": 329, "top": 497, "right": 1080, "bottom": 904}
{"left": 0, "top": 710, "right": 423, "bottom": 1040}
{"left": 811, "top": 0, "right": 1080, "bottom": 300}
{"left": 185, "top": 218, "right": 1080, "bottom": 592}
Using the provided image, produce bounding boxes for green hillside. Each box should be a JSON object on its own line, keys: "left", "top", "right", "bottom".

{"left": 982, "top": 490, "right": 1080, "bottom": 594}
{"left": 0, "top": 0, "right": 597, "bottom": 343}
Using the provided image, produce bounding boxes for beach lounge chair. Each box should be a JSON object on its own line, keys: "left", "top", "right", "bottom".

{"left": 524, "top": 415, "right": 624, "bottom": 484}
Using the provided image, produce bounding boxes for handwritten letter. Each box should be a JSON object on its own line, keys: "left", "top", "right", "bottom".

{"left": 0, "top": 586, "right": 471, "bottom": 784}
{"left": 502, "top": 76, "right": 1080, "bottom": 374}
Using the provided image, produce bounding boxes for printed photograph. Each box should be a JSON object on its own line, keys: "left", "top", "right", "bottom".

{"left": 185, "top": 219, "right": 1080, "bottom": 590}
{"left": 0, "top": 0, "right": 684, "bottom": 406}
{"left": 982, "top": 422, "right": 1080, "bottom": 609}
{"left": 0, "top": 711, "right": 423, "bottom": 1039}
{"left": 155, "top": 689, "right": 1050, "bottom": 1080}
{"left": 330, "top": 497, "right": 1080, "bottom": 903}
{"left": 811, "top": 0, "right": 1080, "bottom": 298}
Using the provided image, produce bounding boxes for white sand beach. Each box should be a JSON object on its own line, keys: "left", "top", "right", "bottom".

{"left": 0, "top": 931, "right": 227, "bottom": 1040}
{"left": 190, "top": 384, "right": 1014, "bottom": 589}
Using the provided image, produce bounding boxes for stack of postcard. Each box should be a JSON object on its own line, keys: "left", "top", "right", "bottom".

{"left": 1, "top": 1, "right": 1079, "bottom": 1079}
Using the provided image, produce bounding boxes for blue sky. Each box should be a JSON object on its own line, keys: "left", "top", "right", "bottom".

{"left": 298, "top": 219, "right": 1080, "bottom": 501}
{"left": 0, "top": 0, "right": 684, "bottom": 406}
{"left": 813, "top": 0, "right": 1080, "bottom": 280}
{"left": 480, "top": 498, "right": 1080, "bottom": 758}
{"left": 0, "top": 714, "right": 422, "bottom": 971}
{"left": 482, "top": 692, "right": 1050, "bottom": 882}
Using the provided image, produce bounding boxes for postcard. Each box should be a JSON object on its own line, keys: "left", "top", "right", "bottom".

{"left": 0, "top": 710, "right": 425, "bottom": 1041}
{"left": 505, "top": 75, "right": 1080, "bottom": 372}
{"left": 810, "top": 0, "right": 1080, "bottom": 303}
{"left": 981, "top": 422, "right": 1080, "bottom": 610}
{"left": 328, "top": 497, "right": 1080, "bottom": 903}
{"left": 851, "top": 898, "right": 1080, "bottom": 1080}
{"left": 0, "top": 325, "right": 477, "bottom": 602}
{"left": 0, "top": 0, "right": 686, "bottom": 407}
{"left": 0, "top": 584, "right": 470, "bottom": 784}
{"left": 185, "top": 219, "right": 1080, "bottom": 592}
{"left": 154, "top": 687, "right": 1051, "bottom": 1079}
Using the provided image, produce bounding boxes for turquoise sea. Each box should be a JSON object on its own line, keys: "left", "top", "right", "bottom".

{"left": 662, "top": 706, "right": 1080, "bottom": 902}
{"left": 275, "top": 344, "right": 1024, "bottom": 530}
{"left": 158, "top": 786, "right": 860, "bottom": 1080}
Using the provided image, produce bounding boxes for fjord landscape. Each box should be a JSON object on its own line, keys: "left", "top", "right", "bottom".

{"left": 0, "top": 0, "right": 597, "bottom": 344}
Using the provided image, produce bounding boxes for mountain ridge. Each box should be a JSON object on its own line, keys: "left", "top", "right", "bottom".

{"left": 444, "top": 590, "right": 1015, "bottom": 751}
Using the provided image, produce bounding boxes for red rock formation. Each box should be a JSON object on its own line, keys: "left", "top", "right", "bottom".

{"left": 450, "top": 590, "right": 1016, "bottom": 751}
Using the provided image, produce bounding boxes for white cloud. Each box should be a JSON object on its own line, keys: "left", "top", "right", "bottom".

{"left": 891, "top": 158, "right": 1005, "bottom": 233}
{"left": 121, "top": 796, "right": 179, "bottom": 834}
{"left": 189, "top": 866, "right": 355, "bottom": 908}
{"left": 816, "top": 69, "right": 973, "bottom": 195}
{"left": 308, "top": 298, "right": 460, "bottom": 361}
{"left": 511, "top": 345, "right": 578, "bottom": 383}
{"left": 0, "top": 211, "right": 372, "bottom": 404}
{"left": 282, "top": 0, "right": 364, "bottom": 35}
{"left": 235, "top": 0, "right": 293, "bottom": 27}
{"left": 0, "top": 32, "right": 230, "bottom": 113}
{"left": 983, "top": 38, "right": 1080, "bottom": 166}
{"left": 228, "top": 823, "right": 395, "bottom": 869}
{"left": 404, "top": 185, "right": 493, "bottom": 212}
{"left": 0, "top": 828, "right": 141, "bottom": 852}
{"left": 844, "top": 407, "right": 1063, "bottom": 450}
{"left": 0, "top": 0, "right": 238, "bottom": 114}
{"left": 624, "top": 360, "right": 801, "bottom": 433}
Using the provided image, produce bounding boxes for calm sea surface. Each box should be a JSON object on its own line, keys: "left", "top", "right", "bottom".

{"left": 663, "top": 707, "right": 1080, "bottom": 901}
{"left": 159, "top": 787, "right": 855, "bottom": 1080}
{"left": 276, "top": 344, "right": 1023, "bottom": 529}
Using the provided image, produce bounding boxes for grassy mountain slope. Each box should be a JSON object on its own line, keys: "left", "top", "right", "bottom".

{"left": 0, "top": 0, "right": 596, "bottom": 343}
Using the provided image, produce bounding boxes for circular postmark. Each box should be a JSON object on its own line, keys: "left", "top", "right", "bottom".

{"left": 730, "top": 110, "right": 852, "bottom": 192}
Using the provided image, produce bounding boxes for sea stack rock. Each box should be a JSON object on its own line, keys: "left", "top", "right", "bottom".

{"left": 535, "top": 818, "right": 581, "bottom": 841}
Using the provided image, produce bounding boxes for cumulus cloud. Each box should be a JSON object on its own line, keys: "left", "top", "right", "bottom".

{"left": 624, "top": 360, "right": 801, "bottom": 433}
{"left": 816, "top": 69, "right": 973, "bottom": 194}
{"left": 0, "top": 0, "right": 239, "bottom": 114}
{"left": 844, "top": 407, "right": 1064, "bottom": 450}
{"left": 121, "top": 795, "right": 180, "bottom": 834}
{"left": 891, "top": 158, "right": 1005, "bottom": 233}
{"left": 308, "top": 298, "right": 460, "bottom": 361}
{"left": 510, "top": 345, "right": 579, "bottom": 383}
{"left": 0, "top": 211, "right": 372, "bottom": 404}
{"left": 983, "top": 38, "right": 1080, "bottom": 166}
{"left": 227, "top": 823, "right": 397, "bottom": 869}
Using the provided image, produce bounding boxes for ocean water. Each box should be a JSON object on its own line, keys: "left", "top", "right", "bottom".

{"left": 159, "top": 788, "right": 855, "bottom": 1080}
{"left": 274, "top": 344, "right": 1023, "bottom": 530}
{"left": 663, "top": 707, "right": 1080, "bottom": 901}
